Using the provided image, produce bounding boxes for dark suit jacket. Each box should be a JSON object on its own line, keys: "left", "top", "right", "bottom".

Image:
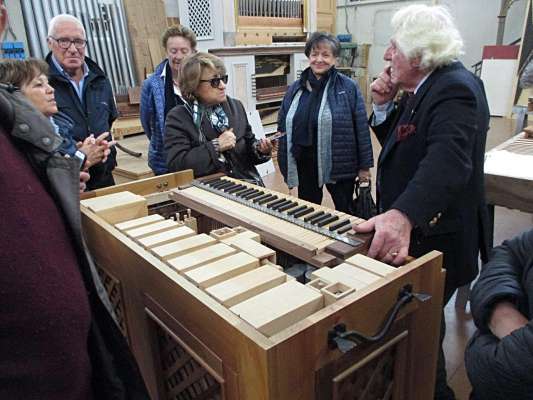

{"left": 372, "top": 62, "right": 490, "bottom": 290}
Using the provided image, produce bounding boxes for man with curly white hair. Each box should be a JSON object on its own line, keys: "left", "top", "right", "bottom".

{"left": 354, "top": 4, "right": 490, "bottom": 400}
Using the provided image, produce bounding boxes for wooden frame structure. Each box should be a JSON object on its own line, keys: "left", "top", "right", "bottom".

{"left": 81, "top": 172, "right": 445, "bottom": 400}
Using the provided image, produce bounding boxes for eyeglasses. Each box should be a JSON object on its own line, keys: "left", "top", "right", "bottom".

{"left": 199, "top": 75, "right": 228, "bottom": 88}
{"left": 49, "top": 36, "right": 87, "bottom": 50}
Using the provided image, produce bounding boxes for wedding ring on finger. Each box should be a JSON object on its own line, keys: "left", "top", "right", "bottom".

{"left": 390, "top": 251, "right": 399, "bottom": 257}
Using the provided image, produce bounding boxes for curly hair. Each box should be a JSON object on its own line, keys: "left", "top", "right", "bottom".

{"left": 178, "top": 52, "right": 226, "bottom": 101}
{"left": 161, "top": 25, "right": 197, "bottom": 50}
{"left": 0, "top": 58, "right": 49, "bottom": 88}
{"left": 391, "top": 4, "right": 463, "bottom": 70}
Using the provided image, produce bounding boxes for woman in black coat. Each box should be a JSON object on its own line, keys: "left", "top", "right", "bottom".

{"left": 465, "top": 229, "right": 533, "bottom": 400}
{"left": 165, "top": 52, "right": 272, "bottom": 184}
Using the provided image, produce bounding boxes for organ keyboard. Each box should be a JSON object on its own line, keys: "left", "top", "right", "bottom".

{"left": 171, "top": 176, "right": 369, "bottom": 266}
{"left": 80, "top": 171, "right": 445, "bottom": 400}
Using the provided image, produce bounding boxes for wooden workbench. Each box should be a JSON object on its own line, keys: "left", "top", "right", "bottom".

{"left": 111, "top": 116, "right": 144, "bottom": 140}
{"left": 113, "top": 133, "right": 153, "bottom": 184}
{"left": 484, "top": 130, "right": 533, "bottom": 245}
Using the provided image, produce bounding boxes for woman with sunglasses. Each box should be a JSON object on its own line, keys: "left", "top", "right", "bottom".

{"left": 165, "top": 52, "right": 273, "bottom": 184}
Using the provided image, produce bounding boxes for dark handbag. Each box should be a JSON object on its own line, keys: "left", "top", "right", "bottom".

{"left": 352, "top": 179, "right": 377, "bottom": 220}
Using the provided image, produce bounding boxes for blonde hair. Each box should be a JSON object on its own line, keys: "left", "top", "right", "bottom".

{"left": 179, "top": 52, "right": 226, "bottom": 101}
{"left": 391, "top": 4, "right": 463, "bottom": 70}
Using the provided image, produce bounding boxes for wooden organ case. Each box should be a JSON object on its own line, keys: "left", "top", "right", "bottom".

{"left": 81, "top": 171, "right": 445, "bottom": 400}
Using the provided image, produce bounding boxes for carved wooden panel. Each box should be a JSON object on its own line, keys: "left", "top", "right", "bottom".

{"left": 154, "top": 324, "right": 222, "bottom": 400}
{"left": 316, "top": 330, "right": 408, "bottom": 400}
{"left": 332, "top": 345, "right": 396, "bottom": 400}
{"left": 96, "top": 265, "right": 129, "bottom": 340}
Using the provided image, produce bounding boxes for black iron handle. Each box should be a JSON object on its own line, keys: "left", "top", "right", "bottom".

{"left": 328, "top": 284, "right": 430, "bottom": 353}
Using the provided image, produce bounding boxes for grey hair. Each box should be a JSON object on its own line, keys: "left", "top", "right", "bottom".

{"left": 391, "top": 4, "right": 463, "bottom": 70}
{"left": 48, "top": 14, "right": 85, "bottom": 38}
{"left": 519, "top": 58, "right": 533, "bottom": 89}
{"left": 304, "top": 32, "right": 341, "bottom": 58}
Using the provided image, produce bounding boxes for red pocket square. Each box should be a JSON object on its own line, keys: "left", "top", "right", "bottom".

{"left": 396, "top": 123, "right": 416, "bottom": 141}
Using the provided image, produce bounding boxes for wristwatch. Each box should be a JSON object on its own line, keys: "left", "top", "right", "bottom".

{"left": 74, "top": 150, "right": 87, "bottom": 170}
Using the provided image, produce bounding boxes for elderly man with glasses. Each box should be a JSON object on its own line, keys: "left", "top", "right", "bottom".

{"left": 46, "top": 13, "right": 118, "bottom": 190}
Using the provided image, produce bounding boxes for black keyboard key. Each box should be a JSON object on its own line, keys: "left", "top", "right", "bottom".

{"left": 215, "top": 181, "right": 234, "bottom": 190}
{"left": 258, "top": 195, "right": 278, "bottom": 205}
{"left": 337, "top": 225, "right": 352, "bottom": 234}
{"left": 277, "top": 201, "right": 298, "bottom": 212}
{"left": 203, "top": 177, "right": 222, "bottom": 186}
{"left": 267, "top": 198, "right": 286, "bottom": 209}
{"left": 328, "top": 219, "right": 350, "bottom": 231}
{"left": 287, "top": 205, "right": 307, "bottom": 216}
{"left": 309, "top": 213, "right": 331, "bottom": 225}
{"left": 234, "top": 187, "right": 251, "bottom": 196}
{"left": 271, "top": 199, "right": 292, "bottom": 211}
{"left": 304, "top": 211, "right": 324, "bottom": 222}
{"left": 225, "top": 184, "right": 245, "bottom": 193}
{"left": 317, "top": 215, "right": 339, "bottom": 227}
{"left": 243, "top": 190, "right": 263, "bottom": 200}
{"left": 293, "top": 207, "right": 314, "bottom": 218}
{"left": 252, "top": 193, "right": 271, "bottom": 203}
{"left": 237, "top": 188, "right": 256, "bottom": 198}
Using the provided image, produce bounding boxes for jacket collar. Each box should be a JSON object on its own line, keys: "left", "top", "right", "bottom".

{"left": 45, "top": 52, "right": 106, "bottom": 84}
{"left": 408, "top": 61, "right": 464, "bottom": 116}
{"left": 6, "top": 89, "right": 63, "bottom": 153}
{"left": 378, "top": 61, "right": 465, "bottom": 166}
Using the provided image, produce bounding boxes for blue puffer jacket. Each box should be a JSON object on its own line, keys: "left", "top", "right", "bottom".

{"left": 277, "top": 67, "right": 373, "bottom": 185}
{"left": 140, "top": 60, "right": 169, "bottom": 175}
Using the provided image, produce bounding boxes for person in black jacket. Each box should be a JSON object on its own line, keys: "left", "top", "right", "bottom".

{"left": 45, "top": 13, "right": 117, "bottom": 190}
{"left": 165, "top": 52, "right": 273, "bottom": 184}
{"left": 354, "top": 5, "right": 490, "bottom": 400}
{"left": 465, "top": 229, "right": 533, "bottom": 400}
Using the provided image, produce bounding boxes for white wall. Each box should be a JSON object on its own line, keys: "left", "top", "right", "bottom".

{"left": 164, "top": 0, "right": 180, "bottom": 18}
{"left": 3, "top": 0, "right": 30, "bottom": 57}
{"left": 336, "top": 0, "right": 528, "bottom": 80}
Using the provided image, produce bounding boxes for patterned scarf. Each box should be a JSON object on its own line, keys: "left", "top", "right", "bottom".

{"left": 187, "top": 99, "right": 229, "bottom": 141}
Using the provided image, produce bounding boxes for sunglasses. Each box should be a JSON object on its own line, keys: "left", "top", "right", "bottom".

{"left": 200, "top": 75, "right": 228, "bottom": 88}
